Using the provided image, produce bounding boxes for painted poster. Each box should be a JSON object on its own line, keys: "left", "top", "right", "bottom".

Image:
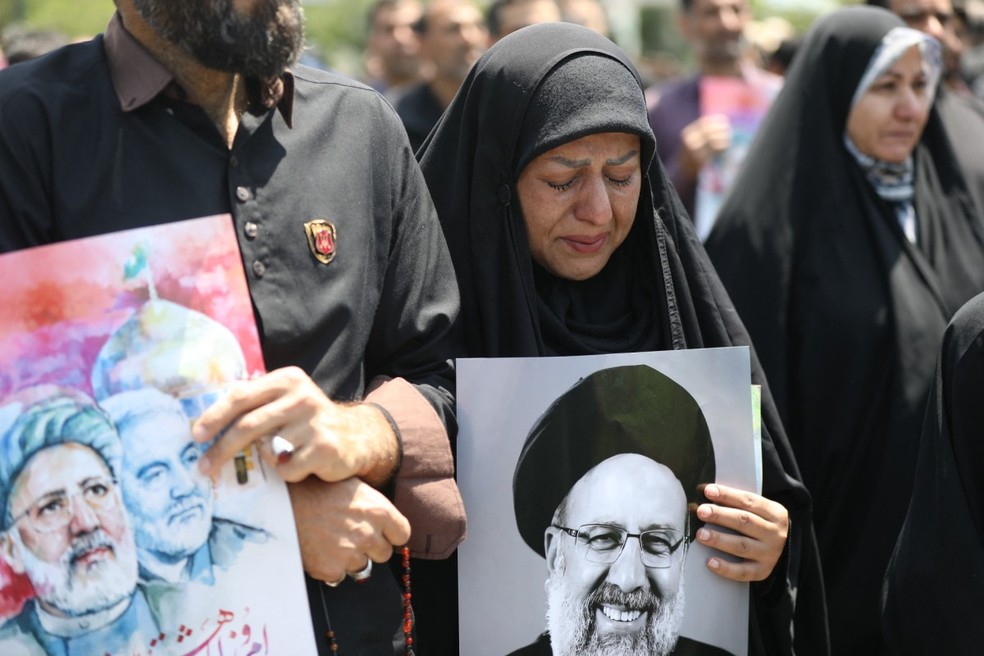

{"left": 457, "top": 347, "right": 757, "bottom": 655}
{"left": 694, "top": 76, "right": 779, "bottom": 242}
{"left": 0, "top": 216, "right": 316, "bottom": 655}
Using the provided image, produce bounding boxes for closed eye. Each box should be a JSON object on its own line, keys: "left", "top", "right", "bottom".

{"left": 547, "top": 179, "right": 576, "bottom": 191}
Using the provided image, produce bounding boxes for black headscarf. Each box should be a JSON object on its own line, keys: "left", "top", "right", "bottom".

{"left": 704, "top": 7, "right": 984, "bottom": 655}
{"left": 882, "top": 292, "right": 984, "bottom": 654}
{"left": 418, "top": 22, "right": 829, "bottom": 656}
{"left": 419, "top": 24, "right": 673, "bottom": 357}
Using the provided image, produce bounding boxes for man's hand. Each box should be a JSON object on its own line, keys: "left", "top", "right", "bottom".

{"left": 289, "top": 477, "right": 411, "bottom": 583}
{"left": 192, "top": 367, "right": 399, "bottom": 487}
{"left": 694, "top": 484, "right": 789, "bottom": 582}
{"left": 678, "top": 114, "right": 732, "bottom": 181}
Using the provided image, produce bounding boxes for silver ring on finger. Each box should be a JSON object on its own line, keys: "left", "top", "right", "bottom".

{"left": 269, "top": 434, "right": 294, "bottom": 464}
{"left": 348, "top": 560, "right": 373, "bottom": 583}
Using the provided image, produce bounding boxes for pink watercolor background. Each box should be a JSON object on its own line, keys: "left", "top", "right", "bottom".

{"left": 0, "top": 214, "right": 265, "bottom": 619}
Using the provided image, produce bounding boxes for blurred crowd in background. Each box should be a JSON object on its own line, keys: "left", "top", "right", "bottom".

{"left": 5, "top": 0, "right": 984, "bottom": 124}
{"left": 5, "top": 2, "right": 984, "bottom": 655}
{"left": 4, "top": 0, "right": 984, "bottom": 102}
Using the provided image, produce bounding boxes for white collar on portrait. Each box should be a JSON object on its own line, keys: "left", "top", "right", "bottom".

{"left": 35, "top": 596, "right": 131, "bottom": 638}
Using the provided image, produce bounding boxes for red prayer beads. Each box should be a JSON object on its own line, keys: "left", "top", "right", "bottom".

{"left": 321, "top": 546, "right": 415, "bottom": 654}
{"left": 402, "top": 546, "right": 415, "bottom": 655}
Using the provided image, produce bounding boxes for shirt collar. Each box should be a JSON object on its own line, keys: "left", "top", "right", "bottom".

{"left": 34, "top": 595, "right": 130, "bottom": 638}
{"left": 103, "top": 11, "right": 294, "bottom": 126}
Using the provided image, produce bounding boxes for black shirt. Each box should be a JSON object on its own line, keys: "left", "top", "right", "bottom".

{"left": 395, "top": 82, "right": 445, "bottom": 153}
{"left": 0, "top": 18, "right": 461, "bottom": 656}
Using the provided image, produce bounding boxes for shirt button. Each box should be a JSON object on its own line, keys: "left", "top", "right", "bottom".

{"left": 252, "top": 260, "right": 266, "bottom": 277}
{"left": 235, "top": 186, "right": 251, "bottom": 202}
{"left": 230, "top": 155, "right": 239, "bottom": 168}
{"left": 244, "top": 222, "right": 258, "bottom": 239}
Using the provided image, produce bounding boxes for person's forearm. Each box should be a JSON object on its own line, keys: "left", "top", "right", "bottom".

{"left": 365, "top": 376, "right": 466, "bottom": 558}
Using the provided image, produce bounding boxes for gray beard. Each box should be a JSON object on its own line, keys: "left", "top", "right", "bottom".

{"left": 130, "top": 494, "right": 213, "bottom": 568}
{"left": 13, "top": 527, "right": 138, "bottom": 618}
{"left": 131, "top": 0, "right": 305, "bottom": 79}
{"left": 545, "top": 552, "right": 685, "bottom": 656}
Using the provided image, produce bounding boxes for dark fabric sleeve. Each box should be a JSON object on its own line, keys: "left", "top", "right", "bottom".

{"left": 0, "top": 69, "right": 58, "bottom": 250}
{"left": 363, "top": 121, "right": 459, "bottom": 432}
{"left": 362, "top": 121, "right": 464, "bottom": 559}
{"left": 365, "top": 376, "right": 466, "bottom": 559}
{"left": 703, "top": 195, "right": 795, "bottom": 422}
{"left": 343, "top": 109, "right": 465, "bottom": 653}
{"left": 882, "top": 292, "right": 984, "bottom": 654}
{"left": 655, "top": 170, "right": 829, "bottom": 656}
{"left": 948, "top": 301, "right": 984, "bottom": 536}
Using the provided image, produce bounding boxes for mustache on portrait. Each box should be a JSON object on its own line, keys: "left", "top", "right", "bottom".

{"left": 165, "top": 495, "right": 208, "bottom": 524}
{"left": 68, "top": 529, "right": 116, "bottom": 568}
{"left": 589, "top": 581, "right": 661, "bottom": 614}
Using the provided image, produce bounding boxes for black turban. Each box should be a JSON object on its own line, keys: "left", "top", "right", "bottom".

{"left": 513, "top": 364, "right": 715, "bottom": 556}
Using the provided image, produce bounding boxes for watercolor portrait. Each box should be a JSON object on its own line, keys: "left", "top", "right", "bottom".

{"left": 0, "top": 215, "right": 314, "bottom": 656}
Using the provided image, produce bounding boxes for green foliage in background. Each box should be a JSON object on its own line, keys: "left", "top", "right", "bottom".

{"left": 303, "top": 0, "right": 378, "bottom": 76}
{"left": 0, "top": 0, "right": 115, "bottom": 39}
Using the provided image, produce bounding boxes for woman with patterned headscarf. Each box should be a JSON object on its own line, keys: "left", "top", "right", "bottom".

{"left": 705, "top": 7, "right": 984, "bottom": 654}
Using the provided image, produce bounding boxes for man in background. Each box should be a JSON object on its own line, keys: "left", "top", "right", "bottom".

{"left": 395, "top": 0, "right": 488, "bottom": 150}
{"left": 559, "top": 0, "right": 610, "bottom": 37}
{"left": 486, "top": 0, "right": 561, "bottom": 44}
{"left": 957, "top": 0, "right": 984, "bottom": 95}
{"left": 647, "top": 0, "right": 780, "bottom": 237}
{"left": 364, "top": 0, "right": 423, "bottom": 103}
{"left": 0, "top": 27, "right": 68, "bottom": 65}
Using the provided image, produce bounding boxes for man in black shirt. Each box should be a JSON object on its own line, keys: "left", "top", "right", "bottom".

{"left": 395, "top": 0, "right": 488, "bottom": 150}
{"left": 0, "top": 0, "right": 464, "bottom": 652}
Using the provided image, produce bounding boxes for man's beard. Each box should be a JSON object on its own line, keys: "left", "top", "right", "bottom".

{"left": 443, "top": 47, "right": 481, "bottom": 85}
{"left": 14, "top": 527, "right": 139, "bottom": 619}
{"left": 545, "top": 552, "right": 685, "bottom": 656}
{"left": 131, "top": 493, "right": 213, "bottom": 568}
{"left": 132, "top": 0, "right": 305, "bottom": 79}
{"left": 384, "top": 50, "right": 420, "bottom": 81}
{"left": 699, "top": 37, "right": 745, "bottom": 66}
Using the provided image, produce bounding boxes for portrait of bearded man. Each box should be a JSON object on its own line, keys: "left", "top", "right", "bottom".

{"left": 510, "top": 365, "right": 731, "bottom": 656}
{"left": 0, "top": 386, "right": 160, "bottom": 656}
